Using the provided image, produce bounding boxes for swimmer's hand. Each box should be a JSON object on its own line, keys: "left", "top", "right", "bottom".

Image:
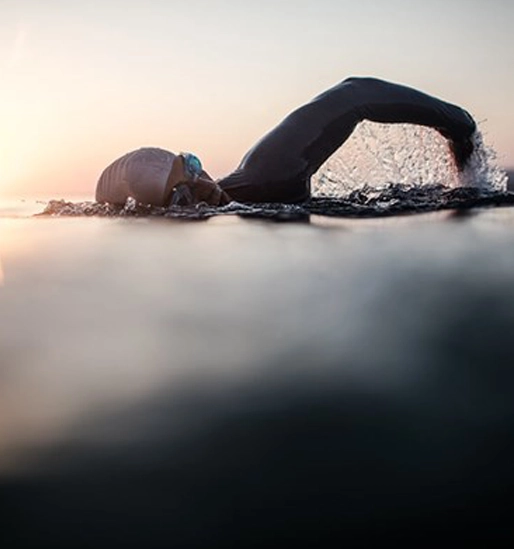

{"left": 449, "top": 136, "right": 474, "bottom": 171}
{"left": 448, "top": 109, "right": 476, "bottom": 171}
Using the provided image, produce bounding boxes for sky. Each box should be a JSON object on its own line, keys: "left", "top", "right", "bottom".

{"left": 0, "top": 0, "right": 513, "bottom": 197}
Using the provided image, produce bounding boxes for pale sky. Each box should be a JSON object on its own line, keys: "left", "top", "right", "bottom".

{"left": 0, "top": 0, "right": 512, "bottom": 197}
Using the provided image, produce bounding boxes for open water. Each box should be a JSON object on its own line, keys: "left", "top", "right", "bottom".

{"left": 1, "top": 125, "right": 514, "bottom": 547}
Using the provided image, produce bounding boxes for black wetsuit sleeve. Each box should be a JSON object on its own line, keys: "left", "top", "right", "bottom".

{"left": 219, "top": 77, "right": 477, "bottom": 204}
{"left": 305, "top": 77, "right": 476, "bottom": 171}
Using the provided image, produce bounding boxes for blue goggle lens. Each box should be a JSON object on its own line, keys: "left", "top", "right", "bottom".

{"left": 182, "top": 153, "right": 203, "bottom": 180}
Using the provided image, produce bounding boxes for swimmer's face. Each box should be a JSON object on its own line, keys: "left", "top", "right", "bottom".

{"left": 165, "top": 155, "right": 230, "bottom": 206}
{"left": 172, "top": 179, "right": 231, "bottom": 207}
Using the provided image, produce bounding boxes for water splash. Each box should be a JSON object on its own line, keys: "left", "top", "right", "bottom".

{"left": 312, "top": 122, "right": 507, "bottom": 197}
{"left": 38, "top": 186, "right": 514, "bottom": 222}
{"left": 458, "top": 131, "right": 508, "bottom": 192}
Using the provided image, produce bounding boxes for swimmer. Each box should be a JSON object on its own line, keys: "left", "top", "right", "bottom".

{"left": 96, "top": 77, "right": 476, "bottom": 207}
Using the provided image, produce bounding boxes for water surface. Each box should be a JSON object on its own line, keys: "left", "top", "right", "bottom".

{"left": 1, "top": 174, "right": 514, "bottom": 546}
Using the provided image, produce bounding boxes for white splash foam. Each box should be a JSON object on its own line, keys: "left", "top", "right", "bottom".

{"left": 312, "top": 122, "right": 507, "bottom": 198}
{"left": 457, "top": 132, "right": 508, "bottom": 192}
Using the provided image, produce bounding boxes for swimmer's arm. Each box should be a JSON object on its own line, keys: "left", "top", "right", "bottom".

{"left": 290, "top": 77, "right": 477, "bottom": 179}
{"left": 356, "top": 84, "right": 477, "bottom": 169}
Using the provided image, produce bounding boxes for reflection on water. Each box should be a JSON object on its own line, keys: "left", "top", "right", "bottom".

{"left": 1, "top": 210, "right": 514, "bottom": 547}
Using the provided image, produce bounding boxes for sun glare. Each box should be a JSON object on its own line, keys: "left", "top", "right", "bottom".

{"left": 0, "top": 155, "right": 14, "bottom": 195}
{"left": 0, "top": 136, "right": 30, "bottom": 196}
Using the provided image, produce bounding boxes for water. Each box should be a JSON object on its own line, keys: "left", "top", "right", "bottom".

{"left": 1, "top": 128, "right": 514, "bottom": 547}
{"left": 2, "top": 208, "right": 514, "bottom": 546}
{"left": 0, "top": 199, "right": 46, "bottom": 218}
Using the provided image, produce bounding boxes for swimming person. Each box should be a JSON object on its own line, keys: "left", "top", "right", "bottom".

{"left": 96, "top": 77, "right": 477, "bottom": 207}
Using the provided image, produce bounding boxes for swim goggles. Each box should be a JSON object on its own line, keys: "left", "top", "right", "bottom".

{"left": 180, "top": 153, "right": 203, "bottom": 182}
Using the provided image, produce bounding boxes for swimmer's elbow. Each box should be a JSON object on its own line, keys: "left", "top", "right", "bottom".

{"left": 341, "top": 76, "right": 378, "bottom": 87}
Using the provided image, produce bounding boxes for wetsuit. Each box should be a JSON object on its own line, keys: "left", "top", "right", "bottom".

{"left": 218, "top": 77, "right": 477, "bottom": 203}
